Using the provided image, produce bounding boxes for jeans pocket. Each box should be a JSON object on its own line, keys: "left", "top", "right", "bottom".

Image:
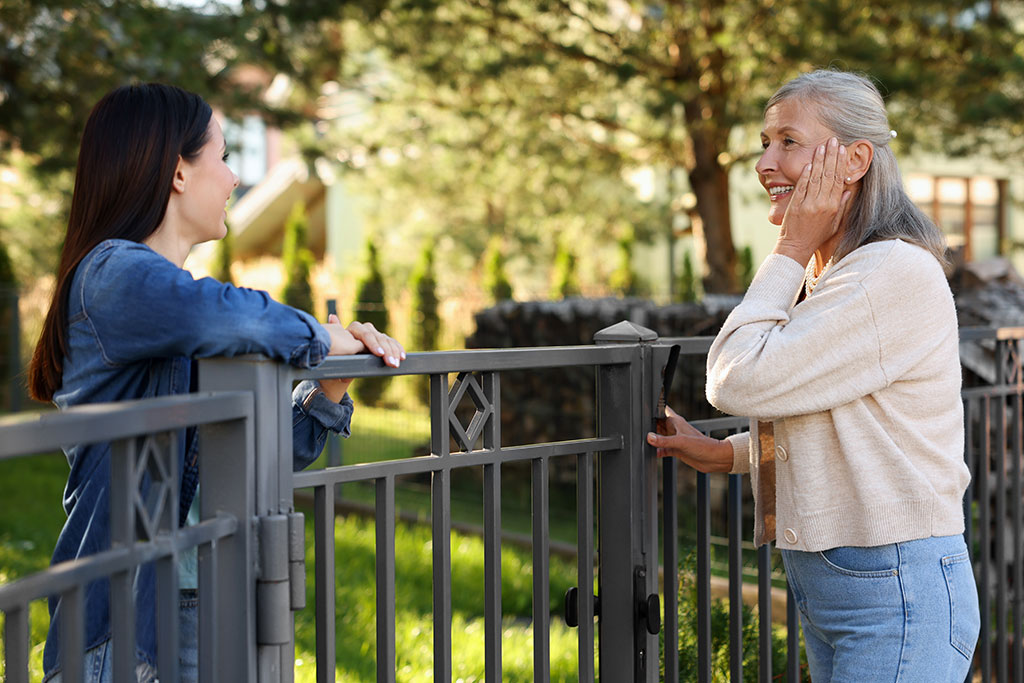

{"left": 818, "top": 544, "right": 900, "bottom": 578}
{"left": 942, "top": 550, "right": 980, "bottom": 660}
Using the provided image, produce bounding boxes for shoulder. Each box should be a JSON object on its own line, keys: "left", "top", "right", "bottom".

{"left": 831, "top": 239, "right": 946, "bottom": 291}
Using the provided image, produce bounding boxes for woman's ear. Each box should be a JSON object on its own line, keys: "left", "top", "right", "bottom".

{"left": 170, "top": 155, "right": 187, "bottom": 194}
{"left": 845, "top": 140, "right": 874, "bottom": 184}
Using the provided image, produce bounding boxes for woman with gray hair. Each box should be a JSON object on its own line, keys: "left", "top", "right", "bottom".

{"left": 648, "top": 69, "right": 979, "bottom": 680}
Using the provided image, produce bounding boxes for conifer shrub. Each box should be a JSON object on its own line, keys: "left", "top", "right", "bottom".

{"left": 483, "top": 237, "right": 513, "bottom": 303}
{"left": 352, "top": 239, "right": 389, "bottom": 406}
{"left": 282, "top": 201, "right": 314, "bottom": 315}
{"left": 410, "top": 245, "right": 440, "bottom": 405}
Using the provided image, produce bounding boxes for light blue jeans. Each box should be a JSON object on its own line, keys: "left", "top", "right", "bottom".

{"left": 782, "top": 534, "right": 980, "bottom": 682}
{"left": 46, "top": 591, "right": 198, "bottom": 683}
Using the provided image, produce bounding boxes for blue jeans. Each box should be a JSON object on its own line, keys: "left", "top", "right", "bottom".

{"left": 782, "top": 534, "right": 980, "bottom": 682}
{"left": 46, "top": 591, "right": 198, "bottom": 683}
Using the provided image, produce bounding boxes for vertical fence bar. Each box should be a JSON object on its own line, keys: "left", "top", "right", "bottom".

{"left": 728, "top": 474, "right": 743, "bottom": 683}
{"left": 483, "top": 462, "right": 503, "bottom": 683}
{"left": 376, "top": 476, "right": 397, "bottom": 683}
{"left": 482, "top": 371, "right": 503, "bottom": 682}
{"left": 59, "top": 584, "right": 84, "bottom": 683}
{"left": 786, "top": 584, "right": 799, "bottom": 682}
{"left": 109, "top": 439, "right": 137, "bottom": 683}
{"left": 696, "top": 471, "right": 712, "bottom": 683}
{"left": 1013, "top": 390, "right": 1023, "bottom": 683}
{"left": 997, "top": 393, "right": 1008, "bottom": 683}
{"left": 432, "top": 466, "right": 453, "bottom": 683}
{"left": 532, "top": 456, "right": 551, "bottom": 683}
{"left": 662, "top": 456, "right": 679, "bottom": 683}
{"left": 198, "top": 538, "right": 219, "bottom": 683}
{"left": 578, "top": 453, "right": 596, "bottom": 682}
{"left": 979, "top": 395, "right": 992, "bottom": 681}
{"left": 4, "top": 603, "right": 29, "bottom": 683}
{"left": 757, "top": 546, "right": 773, "bottom": 683}
{"left": 314, "top": 484, "right": 336, "bottom": 683}
{"left": 594, "top": 355, "right": 635, "bottom": 683}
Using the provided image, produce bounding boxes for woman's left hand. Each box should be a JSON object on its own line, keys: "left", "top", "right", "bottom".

{"left": 774, "top": 137, "right": 852, "bottom": 266}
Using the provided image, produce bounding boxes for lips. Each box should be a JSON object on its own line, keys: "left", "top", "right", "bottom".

{"left": 767, "top": 184, "right": 794, "bottom": 200}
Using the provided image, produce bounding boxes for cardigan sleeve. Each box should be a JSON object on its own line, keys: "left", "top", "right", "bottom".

{"left": 726, "top": 431, "right": 751, "bottom": 474}
{"left": 706, "top": 250, "right": 892, "bottom": 420}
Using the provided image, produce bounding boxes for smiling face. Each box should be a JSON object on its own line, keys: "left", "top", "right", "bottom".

{"left": 179, "top": 118, "right": 239, "bottom": 244}
{"left": 755, "top": 97, "right": 837, "bottom": 226}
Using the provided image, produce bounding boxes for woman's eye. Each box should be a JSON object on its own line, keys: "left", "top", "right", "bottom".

{"left": 783, "top": 137, "right": 796, "bottom": 147}
{"left": 222, "top": 152, "right": 231, "bottom": 162}
{"left": 761, "top": 140, "right": 770, "bottom": 150}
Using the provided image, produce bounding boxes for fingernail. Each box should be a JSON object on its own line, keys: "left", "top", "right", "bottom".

{"left": 388, "top": 356, "right": 397, "bottom": 366}
{"left": 817, "top": 144, "right": 825, "bottom": 154}
{"left": 377, "top": 347, "right": 385, "bottom": 355}
{"left": 400, "top": 352, "right": 407, "bottom": 360}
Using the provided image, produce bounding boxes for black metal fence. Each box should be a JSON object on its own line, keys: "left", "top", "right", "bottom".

{"left": 0, "top": 323, "right": 1021, "bottom": 682}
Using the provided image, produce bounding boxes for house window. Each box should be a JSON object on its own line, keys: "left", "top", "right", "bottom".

{"left": 905, "top": 174, "right": 1007, "bottom": 261}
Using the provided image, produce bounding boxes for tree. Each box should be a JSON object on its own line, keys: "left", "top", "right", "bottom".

{"left": 410, "top": 244, "right": 440, "bottom": 405}
{"left": 609, "top": 227, "right": 639, "bottom": 297}
{"left": 327, "top": 0, "right": 1024, "bottom": 293}
{"left": 213, "top": 224, "right": 235, "bottom": 285}
{"left": 352, "top": 239, "right": 389, "bottom": 406}
{"left": 550, "top": 240, "right": 580, "bottom": 300}
{"left": 482, "top": 237, "right": 514, "bottom": 303}
{"left": 0, "top": 237, "right": 18, "bottom": 411}
{"left": 281, "top": 202, "right": 314, "bottom": 315}
{"left": 679, "top": 251, "right": 699, "bottom": 303}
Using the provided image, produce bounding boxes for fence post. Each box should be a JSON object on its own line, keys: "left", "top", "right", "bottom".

{"left": 200, "top": 355, "right": 296, "bottom": 683}
{"left": 594, "top": 321, "right": 661, "bottom": 683}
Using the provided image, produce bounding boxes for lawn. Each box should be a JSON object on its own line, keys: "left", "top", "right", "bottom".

{"left": 0, "top": 406, "right": 592, "bottom": 682}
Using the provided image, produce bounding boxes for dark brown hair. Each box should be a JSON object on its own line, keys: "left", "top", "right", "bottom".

{"left": 28, "top": 83, "right": 212, "bottom": 401}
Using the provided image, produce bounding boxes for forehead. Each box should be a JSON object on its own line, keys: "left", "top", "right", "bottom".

{"left": 762, "top": 97, "right": 831, "bottom": 137}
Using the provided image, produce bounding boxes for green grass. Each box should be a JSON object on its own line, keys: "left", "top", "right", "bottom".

{"left": 293, "top": 513, "right": 587, "bottom": 682}
{"left": 0, "top": 435, "right": 593, "bottom": 681}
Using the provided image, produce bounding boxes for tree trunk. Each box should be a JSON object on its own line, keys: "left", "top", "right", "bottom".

{"left": 688, "top": 131, "right": 738, "bottom": 294}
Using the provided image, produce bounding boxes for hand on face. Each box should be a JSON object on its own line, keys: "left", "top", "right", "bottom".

{"left": 774, "top": 137, "right": 852, "bottom": 266}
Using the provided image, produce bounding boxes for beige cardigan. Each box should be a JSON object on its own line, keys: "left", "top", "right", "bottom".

{"left": 708, "top": 239, "right": 969, "bottom": 552}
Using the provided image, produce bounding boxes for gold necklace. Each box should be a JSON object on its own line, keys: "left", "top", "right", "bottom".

{"left": 804, "top": 254, "right": 834, "bottom": 297}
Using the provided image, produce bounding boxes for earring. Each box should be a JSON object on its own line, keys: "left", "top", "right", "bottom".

{"left": 846, "top": 177, "right": 851, "bottom": 182}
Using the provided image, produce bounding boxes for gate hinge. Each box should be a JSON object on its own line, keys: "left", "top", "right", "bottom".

{"left": 256, "top": 512, "right": 306, "bottom": 646}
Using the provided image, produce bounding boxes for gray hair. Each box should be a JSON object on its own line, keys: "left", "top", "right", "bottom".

{"left": 766, "top": 70, "right": 947, "bottom": 264}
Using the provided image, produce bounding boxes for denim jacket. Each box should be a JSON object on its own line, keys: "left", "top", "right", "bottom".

{"left": 43, "top": 239, "right": 353, "bottom": 677}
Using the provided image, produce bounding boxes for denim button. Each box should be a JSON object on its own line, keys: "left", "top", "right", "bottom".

{"left": 784, "top": 528, "right": 798, "bottom": 544}
{"left": 776, "top": 445, "right": 789, "bottom": 462}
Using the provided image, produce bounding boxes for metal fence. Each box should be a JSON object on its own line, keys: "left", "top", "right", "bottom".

{"left": 0, "top": 322, "right": 1021, "bottom": 682}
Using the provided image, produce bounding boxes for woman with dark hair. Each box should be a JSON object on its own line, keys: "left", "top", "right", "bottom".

{"left": 31, "top": 83, "right": 404, "bottom": 682}
{"left": 647, "top": 70, "right": 979, "bottom": 680}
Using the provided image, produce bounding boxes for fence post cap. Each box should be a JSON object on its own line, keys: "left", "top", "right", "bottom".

{"left": 593, "top": 320, "right": 658, "bottom": 343}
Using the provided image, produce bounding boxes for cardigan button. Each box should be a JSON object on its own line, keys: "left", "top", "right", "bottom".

{"left": 775, "top": 445, "right": 789, "bottom": 462}
{"left": 783, "top": 528, "right": 798, "bottom": 544}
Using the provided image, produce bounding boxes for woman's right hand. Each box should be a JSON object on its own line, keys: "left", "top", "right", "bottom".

{"left": 773, "top": 137, "right": 851, "bottom": 267}
{"left": 646, "top": 406, "right": 733, "bottom": 474}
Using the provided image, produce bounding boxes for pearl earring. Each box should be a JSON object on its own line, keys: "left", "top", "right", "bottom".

{"left": 846, "top": 177, "right": 851, "bottom": 182}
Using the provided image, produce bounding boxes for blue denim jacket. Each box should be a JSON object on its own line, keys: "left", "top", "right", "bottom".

{"left": 43, "top": 239, "right": 353, "bottom": 677}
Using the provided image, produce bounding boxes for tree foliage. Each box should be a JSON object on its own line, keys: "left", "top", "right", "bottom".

{"left": 482, "top": 237, "right": 514, "bottom": 303}
{"left": 281, "top": 201, "right": 314, "bottom": 315}
{"left": 352, "top": 239, "right": 389, "bottom": 406}
{"left": 410, "top": 244, "right": 440, "bottom": 404}
{"left": 213, "top": 224, "right": 235, "bottom": 285}
{"left": 316, "top": 0, "right": 1024, "bottom": 293}
{"left": 550, "top": 239, "right": 580, "bottom": 300}
{"left": 0, "top": 236, "right": 18, "bottom": 411}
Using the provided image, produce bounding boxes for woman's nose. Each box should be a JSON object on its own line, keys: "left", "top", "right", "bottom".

{"left": 755, "top": 147, "right": 775, "bottom": 176}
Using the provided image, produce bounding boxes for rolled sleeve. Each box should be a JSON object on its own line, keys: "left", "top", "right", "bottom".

{"left": 726, "top": 431, "right": 751, "bottom": 475}
{"left": 293, "top": 380, "right": 354, "bottom": 437}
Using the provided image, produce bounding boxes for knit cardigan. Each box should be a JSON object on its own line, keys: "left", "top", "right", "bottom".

{"left": 708, "top": 239, "right": 969, "bottom": 552}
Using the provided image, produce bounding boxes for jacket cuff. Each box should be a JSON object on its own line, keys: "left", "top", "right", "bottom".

{"left": 293, "top": 379, "right": 353, "bottom": 436}
{"left": 726, "top": 432, "right": 751, "bottom": 474}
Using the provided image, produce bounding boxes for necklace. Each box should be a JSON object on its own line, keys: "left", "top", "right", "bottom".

{"left": 804, "top": 254, "right": 835, "bottom": 297}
